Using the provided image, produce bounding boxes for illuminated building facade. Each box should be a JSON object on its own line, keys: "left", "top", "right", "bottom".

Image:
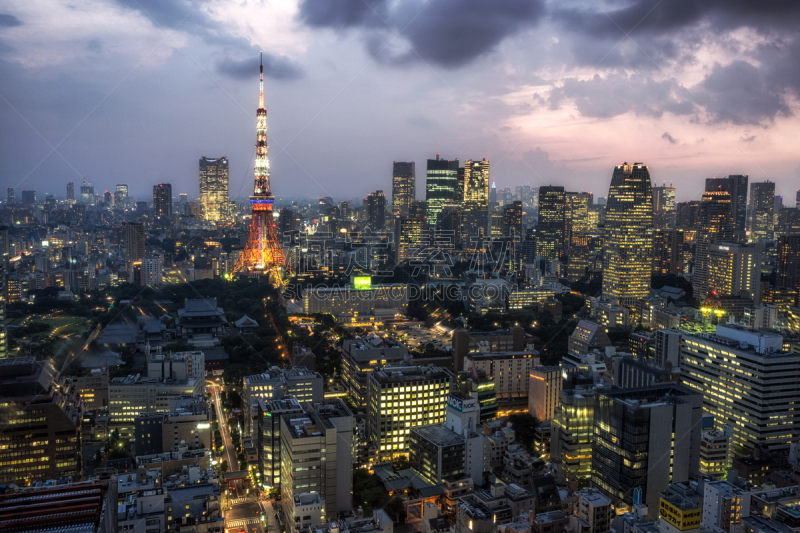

{"left": 680, "top": 325, "right": 800, "bottom": 454}
{"left": 0, "top": 261, "right": 5, "bottom": 358}
{"left": 652, "top": 185, "right": 676, "bottom": 230}
{"left": 341, "top": 336, "right": 408, "bottom": 410}
{"left": 602, "top": 163, "right": 654, "bottom": 306}
{"left": 565, "top": 192, "right": 590, "bottom": 246}
{"left": 528, "top": 365, "right": 563, "bottom": 421}
{"left": 366, "top": 363, "right": 453, "bottom": 461}
{"left": 152, "top": 183, "right": 172, "bottom": 218}
{"left": 258, "top": 397, "right": 303, "bottom": 489}
{"left": 551, "top": 388, "right": 596, "bottom": 488}
{"left": 749, "top": 181, "right": 775, "bottom": 241}
{"left": 199, "top": 156, "right": 229, "bottom": 222}
{"left": 66, "top": 181, "right": 74, "bottom": 203}
{"left": 115, "top": 183, "right": 128, "bottom": 208}
{"left": 707, "top": 175, "right": 748, "bottom": 233}
{"left": 425, "top": 154, "right": 459, "bottom": 228}
{"left": 694, "top": 190, "right": 733, "bottom": 299}
{"left": 463, "top": 159, "right": 490, "bottom": 241}
{"left": 537, "top": 186, "right": 566, "bottom": 260}
{"left": 705, "top": 242, "right": 761, "bottom": 304}
{"left": 392, "top": 161, "right": 415, "bottom": 216}
{"left": 395, "top": 200, "right": 426, "bottom": 262}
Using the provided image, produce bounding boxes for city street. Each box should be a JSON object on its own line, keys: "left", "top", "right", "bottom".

{"left": 225, "top": 499, "right": 264, "bottom": 533}
{"left": 209, "top": 382, "right": 239, "bottom": 471}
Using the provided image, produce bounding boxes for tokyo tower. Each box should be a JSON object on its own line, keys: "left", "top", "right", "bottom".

{"left": 233, "top": 53, "right": 290, "bottom": 282}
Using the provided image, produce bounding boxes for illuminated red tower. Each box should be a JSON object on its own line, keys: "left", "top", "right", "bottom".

{"left": 233, "top": 53, "right": 289, "bottom": 282}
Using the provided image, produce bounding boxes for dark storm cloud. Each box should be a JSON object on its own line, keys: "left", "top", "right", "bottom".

{"left": 216, "top": 53, "right": 304, "bottom": 81}
{"left": 0, "top": 13, "right": 22, "bottom": 27}
{"left": 689, "top": 61, "right": 789, "bottom": 125}
{"left": 298, "top": 0, "right": 545, "bottom": 68}
{"left": 554, "top": 0, "right": 800, "bottom": 39}
{"left": 546, "top": 0, "right": 800, "bottom": 126}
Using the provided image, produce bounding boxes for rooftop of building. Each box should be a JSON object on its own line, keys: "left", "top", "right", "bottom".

{"left": 267, "top": 397, "right": 304, "bottom": 413}
{"left": 110, "top": 375, "right": 198, "bottom": 386}
{"left": 530, "top": 365, "right": 561, "bottom": 374}
{"left": 283, "top": 400, "right": 352, "bottom": 439}
{"left": 135, "top": 448, "right": 211, "bottom": 466}
{"left": 600, "top": 383, "right": 698, "bottom": 408}
{"left": 294, "top": 492, "right": 323, "bottom": 506}
{"left": 243, "top": 367, "right": 284, "bottom": 384}
{"left": 283, "top": 367, "right": 323, "bottom": 379}
{"left": 343, "top": 334, "right": 408, "bottom": 352}
{"left": 411, "top": 424, "right": 465, "bottom": 447}
{"left": 371, "top": 364, "right": 452, "bottom": 384}
{"left": 465, "top": 350, "right": 539, "bottom": 360}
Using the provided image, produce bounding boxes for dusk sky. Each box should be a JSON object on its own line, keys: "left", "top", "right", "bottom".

{"left": 2, "top": 0, "right": 800, "bottom": 203}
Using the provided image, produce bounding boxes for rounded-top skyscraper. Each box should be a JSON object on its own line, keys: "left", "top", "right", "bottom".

{"left": 602, "top": 163, "right": 654, "bottom": 306}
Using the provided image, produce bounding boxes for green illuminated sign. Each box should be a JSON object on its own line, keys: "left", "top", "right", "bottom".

{"left": 353, "top": 276, "right": 372, "bottom": 290}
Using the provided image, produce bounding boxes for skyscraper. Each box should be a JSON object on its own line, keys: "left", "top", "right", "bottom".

{"left": 152, "top": 183, "right": 172, "bottom": 218}
{"left": 5, "top": 188, "right": 12, "bottom": 203}
{"left": 365, "top": 190, "right": 386, "bottom": 230}
{"left": 391, "top": 162, "right": 415, "bottom": 216}
{"left": 776, "top": 235, "right": 800, "bottom": 306}
{"left": 694, "top": 190, "right": 733, "bottom": 300}
{"left": 80, "top": 182, "right": 94, "bottom": 205}
{"left": 602, "top": 164, "right": 654, "bottom": 306}
{"left": 440, "top": 203, "right": 462, "bottom": 250}
{"left": 653, "top": 229, "right": 684, "bottom": 275}
{"left": 565, "top": 191, "right": 590, "bottom": 247}
{"left": 115, "top": 184, "right": 128, "bottom": 209}
{"left": 396, "top": 201, "right": 426, "bottom": 262}
{"left": 66, "top": 182, "right": 74, "bottom": 203}
{"left": 462, "top": 159, "right": 490, "bottom": 241}
{"left": 0, "top": 260, "right": 5, "bottom": 358}
{"left": 502, "top": 201, "right": 522, "bottom": 237}
{"left": 706, "top": 175, "right": 748, "bottom": 233}
{"left": 748, "top": 181, "right": 775, "bottom": 241}
{"left": 652, "top": 184, "right": 676, "bottom": 230}
{"left": 199, "top": 156, "right": 229, "bottom": 222}
{"left": 536, "top": 186, "right": 565, "bottom": 260}
{"left": 705, "top": 242, "right": 761, "bottom": 305}
{"left": 21, "top": 190, "right": 36, "bottom": 205}
{"left": 125, "top": 222, "right": 145, "bottom": 262}
{"left": 592, "top": 384, "right": 702, "bottom": 517}
{"left": 425, "top": 154, "right": 459, "bottom": 228}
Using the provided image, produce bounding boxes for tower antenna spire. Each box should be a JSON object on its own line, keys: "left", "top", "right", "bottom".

{"left": 259, "top": 51, "right": 264, "bottom": 108}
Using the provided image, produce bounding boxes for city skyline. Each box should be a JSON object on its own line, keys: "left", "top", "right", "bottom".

{"left": 2, "top": 2, "right": 800, "bottom": 201}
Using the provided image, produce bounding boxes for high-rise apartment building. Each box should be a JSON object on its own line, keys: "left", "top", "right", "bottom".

{"left": 141, "top": 256, "right": 163, "bottom": 287}
{"left": 550, "top": 387, "right": 597, "bottom": 488}
{"left": 66, "top": 182, "right": 74, "bottom": 203}
{"left": 528, "top": 366, "right": 563, "bottom": 422}
{"left": 152, "top": 183, "right": 172, "bottom": 218}
{"left": 279, "top": 400, "right": 353, "bottom": 530}
{"left": 365, "top": 190, "right": 386, "bottom": 230}
{"left": 199, "top": 156, "right": 229, "bottom": 222}
{"left": 463, "top": 159, "right": 490, "bottom": 240}
{"left": 259, "top": 397, "right": 304, "bottom": 490}
{"left": 502, "top": 201, "right": 523, "bottom": 237}
{"left": 537, "top": 186, "right": 566, "bottom": 260}
{"left": 602, "top": 163, "right": 654, "bottom": 306}
{"left": 681, "top": 325, "right": 799, "bottom": 454}
{"left": 776, "top": 235, "right": 800, "bottom": 306}
{"left": 706, "top": 175, "right": 748, "bottom": 233}
{"left": 6, "top": 188, "right": 13, "bottom": 203}
{"left": 125, "top": 222, "right": 145, "bottom": 262}
{"left": 392, "top": 161, "right": 415, "bottom": 216}
{"left": 694, "top": 190, "right": 733, "bottom": 300}
{"left": 591, "top": 384, "right": 702, "bottom": 517}
{"left": 653, "top": 229, "right": 684, "bottom": 275}
{"left": 705, "top": 242, "right": 761, "bottom": 304}
{"left": 652, "top": 185, "right": 676, "bottom": 230}
{"left": 366, "top": 364, "right": 453, "bottom": 462}
{"left": 748, "top": 181, "right": 775, "bottom": 241}
{"left": 425, "top": 154, "right": 459, "bottom": 228}
{"left": 21, "top": 190, "right": 36, "bottom": 205}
